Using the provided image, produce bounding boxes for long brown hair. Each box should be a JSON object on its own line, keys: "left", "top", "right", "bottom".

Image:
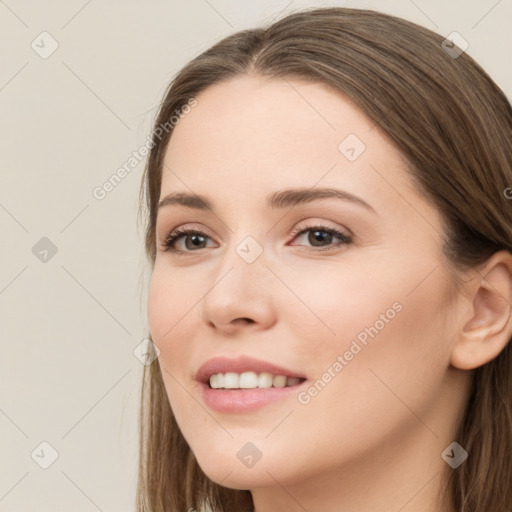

{"left": 136, "top": 7, "right": 512, "bottom": 511}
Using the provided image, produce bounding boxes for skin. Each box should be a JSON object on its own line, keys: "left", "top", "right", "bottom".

{"left": 147, "top": 74, "right": 512, "bottom": 512}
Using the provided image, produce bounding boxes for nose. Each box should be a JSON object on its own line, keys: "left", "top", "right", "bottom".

{"left": 201, "top": 242, "right": 278, "bottom": 334}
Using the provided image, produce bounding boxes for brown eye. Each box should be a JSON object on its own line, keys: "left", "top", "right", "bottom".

{"left": 290, "top": 224, "right": 353, "bottom": 251}
{"left": 161, "top": 228, "right": 216, "bottom": 253}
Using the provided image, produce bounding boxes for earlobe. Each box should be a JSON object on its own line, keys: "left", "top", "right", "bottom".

{"left": 450, "top": 250, "right": 512, "bottom": 370}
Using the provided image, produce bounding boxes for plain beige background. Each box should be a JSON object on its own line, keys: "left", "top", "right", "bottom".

{"left": 1, "top": 1, "right": 511, "bottom": 510}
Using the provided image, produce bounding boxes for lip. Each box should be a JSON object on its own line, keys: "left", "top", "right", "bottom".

{"left": 198, "top": 382, "right": 306, "bottom": 413}
{"left": 195, "top": 355, "right": 307, "bottom": 413}
{"left": 195, "top": 355, "right": 306, "bottom": 384}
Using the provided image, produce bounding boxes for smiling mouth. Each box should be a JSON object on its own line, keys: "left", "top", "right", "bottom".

{"left": 208, "top": 371, "right": 306, "bottom": 390}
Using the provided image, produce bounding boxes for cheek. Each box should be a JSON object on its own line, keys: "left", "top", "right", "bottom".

{"left": 147, "top": 272, "right": 200, "bottom": 427}
{"left": 147, "top": 263, "right": 194, "bottom": 342}
{"left": 147, "top": 263, "right": 213, "bottom": 381}
{"left": 147, "top": 267, "right": 198, "bottom": 388}
{"left": 147, "top": 273, "right": 171, "bottom": 347}
{"left": 285, "top": 255, "right": 452, "bottom": 399}
{"left": 276, "top": 258, "right": 398, "bottom": 351}
{"left": 147, "top": 272, "right": 169, "bottom": 339}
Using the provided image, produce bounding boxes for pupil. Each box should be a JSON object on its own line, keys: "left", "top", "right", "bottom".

{"left": 187, "top": 234, "right": 205, "bottom": 249}
{"left": 309, "top": 230, "right": 331, "bottom": 246}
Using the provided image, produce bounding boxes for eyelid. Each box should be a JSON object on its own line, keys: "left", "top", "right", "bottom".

{"left": 290, "top": 218, "right": 353, "bottom": 238}
{"left": 158, "top": 222, "right": 215, "bottom": 244}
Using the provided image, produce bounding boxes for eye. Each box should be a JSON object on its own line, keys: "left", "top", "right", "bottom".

{"left": 160, "top": 226, "right": 216, "bottom": 253}
{"left": 288, "top": 222, "right": 353, "bottom": 252}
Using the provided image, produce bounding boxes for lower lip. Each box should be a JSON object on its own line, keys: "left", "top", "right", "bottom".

{"left": 198, "top": 380, "right": 306, "bottom": 413}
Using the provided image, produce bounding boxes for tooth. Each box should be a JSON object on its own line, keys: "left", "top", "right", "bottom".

{"left": 273, "top": 375, "right": 287, "bottom": 388}
{"left": 286, "top": 377, "right": 301, "bottom": 387}
{"left": 239, "top": 371, "right": 259, "bottom": 388}
{"left": 258, "top": 372, "right": 273, "bottom": 388}
{"left": 224, "top": 372, "right": 240, "bottom": 389}
{"left": 210, "top": 373, "right": 223, "bottom": 388}
{"left": 209, "top": 372, "right": 301, "bottom": 389}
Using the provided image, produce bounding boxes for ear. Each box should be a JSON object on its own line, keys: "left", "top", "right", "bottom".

{"left": 450, "top": 250, "right": 512, "bottom": 370}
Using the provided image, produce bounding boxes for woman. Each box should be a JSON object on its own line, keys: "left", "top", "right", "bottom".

{"left": 136, "top": 7, "right": 512, "bottom": 512}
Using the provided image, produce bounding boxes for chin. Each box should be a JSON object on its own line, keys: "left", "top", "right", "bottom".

{"left": 194, "top": 450, "right": 282, "bottom": 490}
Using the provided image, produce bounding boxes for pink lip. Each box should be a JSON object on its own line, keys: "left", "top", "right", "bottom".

{"left": 195, "top": 355, "right": 307, "bottom": 413}
{"left": 195, "top": 355, "right": 306, "bottom": 384}
{"left": 198, "top": 382, "right": 306, "bottom": 413}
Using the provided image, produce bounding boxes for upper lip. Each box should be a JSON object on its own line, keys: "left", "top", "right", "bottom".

{"left": 195, "top": 355, "right": 306, "bottom": 384}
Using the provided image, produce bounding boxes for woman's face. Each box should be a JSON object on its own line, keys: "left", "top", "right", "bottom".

{"left": 148, "top": 75, "right": 468, "bottom": 501}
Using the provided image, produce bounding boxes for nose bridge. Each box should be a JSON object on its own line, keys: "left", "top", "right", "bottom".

{"left": 213, "top": 232, "right": 269, "bottom": 296}
{"left": 201, "top": 230, "right": 275, "bottom": 328}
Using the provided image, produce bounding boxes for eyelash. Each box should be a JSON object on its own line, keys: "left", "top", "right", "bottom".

{"left": 160, "top": 223, "right": 353, "bottom": 255}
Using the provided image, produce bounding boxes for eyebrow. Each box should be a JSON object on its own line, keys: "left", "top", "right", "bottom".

{"left": 157, "top": 187, "right": 376, "bottom": 214}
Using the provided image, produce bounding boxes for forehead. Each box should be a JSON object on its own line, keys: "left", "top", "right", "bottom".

{"left": 168, "top": 75, "right": 378, "bottom": 154}
{"left": 163, "top": 75, "right": 408, "bottom": 186}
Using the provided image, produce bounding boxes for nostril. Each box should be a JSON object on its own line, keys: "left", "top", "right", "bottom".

{"left": 235, "top": 318, "right": 255, "bottom": 325}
